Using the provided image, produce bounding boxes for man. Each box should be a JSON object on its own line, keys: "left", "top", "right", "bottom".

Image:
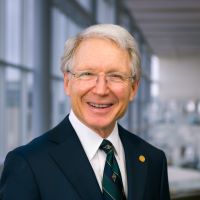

{"left": 0, "top": 24, "right": 170, "bottom": 200}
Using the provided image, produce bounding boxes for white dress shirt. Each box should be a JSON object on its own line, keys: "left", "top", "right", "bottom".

{"left": 69, "top": 110, "right": 128, "bottom": 196}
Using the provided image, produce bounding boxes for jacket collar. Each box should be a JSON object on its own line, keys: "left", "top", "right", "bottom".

{"left": 48, "top": 116, "right": 103, "bottom": 200}
{"left": 119, "top": 125, "right": 148, "bottom": 200}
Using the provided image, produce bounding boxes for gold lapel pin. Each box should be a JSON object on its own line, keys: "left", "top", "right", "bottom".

{"left": 139, "top": 155, "right": 145, "bottom": 163}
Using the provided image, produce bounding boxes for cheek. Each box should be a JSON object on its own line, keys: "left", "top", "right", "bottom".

{"left": 117, "top": 82, "right": 138, "bottom": 102}
{"left": 112, "top": 85, "right": 132, "bottom": 101}
{"left": 67, "top": 82, "right": 92, "bottom": 99}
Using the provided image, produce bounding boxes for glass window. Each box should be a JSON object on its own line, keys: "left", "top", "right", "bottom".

{"left": 3, "top": 0, "right": 34, "bottom": 67}
{"left": 51, "top": 8, "right": 82, "bottom": 126}
{"left": 5, "top": 0, "right": 22, "bottom": 65}
{"left": 21, "top": 0, "right": 35, "bottom": 68}
{"left": 0, "top": 0, "right": 35, "bottom": 162}
{"left": 119, "top": 111, "right": 129, "bottom": 130}
{"left": 52, "top": 80, "right": 70, "bottom": 126}
{"left": 120, "top": 12, "right": 131, "bottom": 30}
{"left": 51, "top": 8, "right": 68, "bottom": 77}
{"left": 96, "top": 0, "right": 116, "bottom": 23}
{"left": 51, "top": 8, "right": 81, "bottom": 77}
{"left": 5, "top": 68, "right": 21, "bottom": 153}
{"left": 151, "top": 56, "right": 160, "bottom": 98}
{"left": 0, "top": 0, "right": 6, "bottom": 60}
{"left": 21, "top": 72, "right": 34, "bottom": 143}
{"left": 0, "top": 66, "right": 34, "bottom": 162}
{"left": 133, "top": 101, "right": 139, "bottom": 132}
{"left": 0, "top": 66, "right": 5, "bottom": 162}
{"left": 76, "top": 0, "right": 92, "bottom": 12}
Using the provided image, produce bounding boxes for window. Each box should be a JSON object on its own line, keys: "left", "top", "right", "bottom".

{"left": 76, "top": 0, "right": 92, "bottom": 12}
{"left": 51, "top": 7, "right": 82, "bottom": 126}
{"left": 96, "top": 0, "right": 116, "bottom": 23}
{"left": 0, "top": 0, "right": 35, "bottom": 162}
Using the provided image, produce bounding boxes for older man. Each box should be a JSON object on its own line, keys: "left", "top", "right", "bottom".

{"left": 0, "top": 24, "right": 170, "bottom": 200}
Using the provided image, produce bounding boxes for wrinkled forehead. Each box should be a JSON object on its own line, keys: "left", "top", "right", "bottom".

{"left": 69, "top": 37, "right": 132, "bottom": 74}
{"left": 73, "top": 36, "right": 131, "bottom": 61}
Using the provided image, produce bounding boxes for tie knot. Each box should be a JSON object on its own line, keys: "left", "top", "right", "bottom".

{"left": 100, "top": 139, "right": 114, "bottom": 154}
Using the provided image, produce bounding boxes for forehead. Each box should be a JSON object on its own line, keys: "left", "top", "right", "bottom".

{"left": 72, "top": 38, "right": 131, "bottom": 71}
{"left": 75, "top": 37, "right": 121, "bottom": 52}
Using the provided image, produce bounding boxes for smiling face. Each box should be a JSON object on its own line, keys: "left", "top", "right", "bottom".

{"left": 64, "top": 38, "right": 139, "bottom": 137}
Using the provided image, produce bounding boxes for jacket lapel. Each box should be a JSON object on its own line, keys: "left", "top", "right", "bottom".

{"left": 119, "top": 125, "right": 148, "bottom": 200}
{"left": 48, "top": 116, "right": 103, "bottom": 200}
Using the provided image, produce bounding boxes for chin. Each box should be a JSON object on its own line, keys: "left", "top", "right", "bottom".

{"left": 87, "top": 118, "right": 115, "bottom": 131}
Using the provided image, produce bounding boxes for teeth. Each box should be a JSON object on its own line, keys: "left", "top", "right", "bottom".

{"left": 89, "top": 103, "right": 111, "bottom": 108}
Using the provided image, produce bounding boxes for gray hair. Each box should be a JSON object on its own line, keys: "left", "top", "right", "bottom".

{"left": 61, "top": 24, "right": 141, "bottom": 81}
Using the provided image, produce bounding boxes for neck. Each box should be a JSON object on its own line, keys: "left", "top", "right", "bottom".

{"left": 92, "top": 125, "right": 115, "bottom": 138}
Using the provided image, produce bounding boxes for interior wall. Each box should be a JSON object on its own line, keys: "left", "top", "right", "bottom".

{"left": 159, "top": 55, "right": 200, "bottom": 101}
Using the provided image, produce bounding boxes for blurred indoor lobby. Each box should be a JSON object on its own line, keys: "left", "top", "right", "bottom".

{"left": 0, "top": 0, "right": 200, "bottom": 199}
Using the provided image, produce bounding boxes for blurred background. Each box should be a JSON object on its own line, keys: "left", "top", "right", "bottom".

{"left": 0, "top": 0, "right": 200, "bottom": 199}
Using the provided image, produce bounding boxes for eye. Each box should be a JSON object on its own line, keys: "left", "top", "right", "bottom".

{"left": 78, "top": 71, "right": 95, "bottom": 79}
{"left": 108, "top": 73, "right": 125, "bottom": 81}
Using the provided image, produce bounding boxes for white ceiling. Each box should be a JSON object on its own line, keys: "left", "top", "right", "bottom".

{"left": 125, "top": 0, "right": 200, "bottom": 57}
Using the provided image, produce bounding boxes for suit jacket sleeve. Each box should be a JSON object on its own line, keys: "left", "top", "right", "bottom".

{"left": 0, "top": 150, "right": 40, "bottom": 200}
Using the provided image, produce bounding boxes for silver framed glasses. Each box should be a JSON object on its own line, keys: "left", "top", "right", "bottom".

{"left": 67, "top": 70, "right": 135, "bottom": 84}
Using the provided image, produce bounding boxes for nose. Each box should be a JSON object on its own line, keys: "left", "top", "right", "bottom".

{"left": 92, "top": 74, "right": 109, "bottom": 96}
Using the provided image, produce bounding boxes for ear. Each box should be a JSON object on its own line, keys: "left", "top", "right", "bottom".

{"left": 129, "top": 80, "right": 139, "bottom": 101}
{"left": 64, "top": 72, "right": 71, "bottom": 96}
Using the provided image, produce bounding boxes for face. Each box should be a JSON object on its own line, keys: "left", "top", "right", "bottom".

{"left": 64, "top": 38, "right": 139, "bottom": 137}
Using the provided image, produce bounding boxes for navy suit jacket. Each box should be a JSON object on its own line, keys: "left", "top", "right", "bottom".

{"left": 0, "top": 116, "right": 170, "bottom": 200}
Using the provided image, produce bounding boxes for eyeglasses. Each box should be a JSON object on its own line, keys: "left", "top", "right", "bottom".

{"left": 67, "top": 70, "right": 135, "bottom": 85}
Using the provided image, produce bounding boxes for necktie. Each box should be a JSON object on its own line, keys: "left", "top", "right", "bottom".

{"left": 100, "top": 139, "right": 126, "bottom": 200}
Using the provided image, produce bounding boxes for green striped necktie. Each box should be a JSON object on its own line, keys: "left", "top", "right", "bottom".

{"left": 100, "top": 139, "right": 126, "bottom": 200}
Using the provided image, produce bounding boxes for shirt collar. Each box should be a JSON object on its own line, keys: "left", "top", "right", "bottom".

{"left": 69, "top": 110, "right": 121, "bottom": 161}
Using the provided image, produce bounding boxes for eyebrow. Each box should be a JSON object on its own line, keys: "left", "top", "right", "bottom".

{"left": 74, "top": 66, "right": 130, "bottom": 73}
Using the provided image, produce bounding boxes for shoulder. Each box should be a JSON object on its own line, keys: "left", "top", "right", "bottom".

{"left": 5, "top": 131, "right": 51, "bottom": 166}
{"left": 6, "top": 115, "right": 70, "bottom": 161}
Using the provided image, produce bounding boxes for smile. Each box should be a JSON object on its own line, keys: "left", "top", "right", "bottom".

{"left": 88, "top": 102, "right": 113, "bottom": 108}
